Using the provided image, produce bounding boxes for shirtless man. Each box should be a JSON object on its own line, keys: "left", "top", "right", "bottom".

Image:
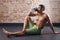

{"left": 2, "top": 4, "right": 55, "bottom": 36}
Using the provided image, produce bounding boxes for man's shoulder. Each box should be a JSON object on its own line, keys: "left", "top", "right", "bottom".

{"left": 43, "top": 13, "right": 48, "bottom": 17}
{"left": 43, "top": 13, "right": 49, "bottom": 21}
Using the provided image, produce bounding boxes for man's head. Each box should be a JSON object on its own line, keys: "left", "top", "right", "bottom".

{"left": 37, "top": 4, "right": 45, "bottom": 12}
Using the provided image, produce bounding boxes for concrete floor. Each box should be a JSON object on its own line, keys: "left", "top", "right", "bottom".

{"left": 0, "top": 26, "right": 60, "bottom": 40}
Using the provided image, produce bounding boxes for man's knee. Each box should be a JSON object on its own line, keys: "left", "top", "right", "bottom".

{"left": 25, "top": 16, "right": 30, "bottom": 20}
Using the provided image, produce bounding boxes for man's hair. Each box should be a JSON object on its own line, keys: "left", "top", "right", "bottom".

{"left": 39, "top": 4, "right": 45, "bottom": 11}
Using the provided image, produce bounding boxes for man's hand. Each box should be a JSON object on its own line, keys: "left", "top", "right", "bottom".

{"left": 54, "top": 32, "right": 59, "bottom": 34}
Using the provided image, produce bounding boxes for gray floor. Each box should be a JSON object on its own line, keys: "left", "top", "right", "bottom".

{"left": 0, "top": 26, "right": 60, "bottom": 40}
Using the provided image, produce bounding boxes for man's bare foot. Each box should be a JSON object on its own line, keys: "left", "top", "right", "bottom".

{"left": 2, "top": 28, "right": 12, "bottom": 36}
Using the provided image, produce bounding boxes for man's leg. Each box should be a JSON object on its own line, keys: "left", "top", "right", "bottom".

{"left": 2, "top": 16, "right": 33, "bottom": 36}
{"left": 22, "top": 16, "right": 34, "bottom": 31}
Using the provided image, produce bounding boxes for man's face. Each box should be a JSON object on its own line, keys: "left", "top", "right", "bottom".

{"left": 37, "top": 6, "right": 43, "bottom": 12}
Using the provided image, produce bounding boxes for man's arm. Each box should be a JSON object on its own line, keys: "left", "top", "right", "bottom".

{"left": 28, "top": 12, "right": 38, "bottom": 16}
{"left": 47, "top": 15, "right": 55, "bottom": 33}
{"left": 28, "top": 8, "right": 38, "bottom": 16}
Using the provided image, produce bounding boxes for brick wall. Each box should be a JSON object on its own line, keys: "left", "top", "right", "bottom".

{"left": 0, "top": 0, "right": 60, "bottom": 23}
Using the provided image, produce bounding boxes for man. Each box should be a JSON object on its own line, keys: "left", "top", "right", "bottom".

{"left": 2, "top": 4, "right": 56, "bottom": 36}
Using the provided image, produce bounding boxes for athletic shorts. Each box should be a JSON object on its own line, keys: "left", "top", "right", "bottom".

{"left": 25, "top": 21, "right": 41, "bottom": 35}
